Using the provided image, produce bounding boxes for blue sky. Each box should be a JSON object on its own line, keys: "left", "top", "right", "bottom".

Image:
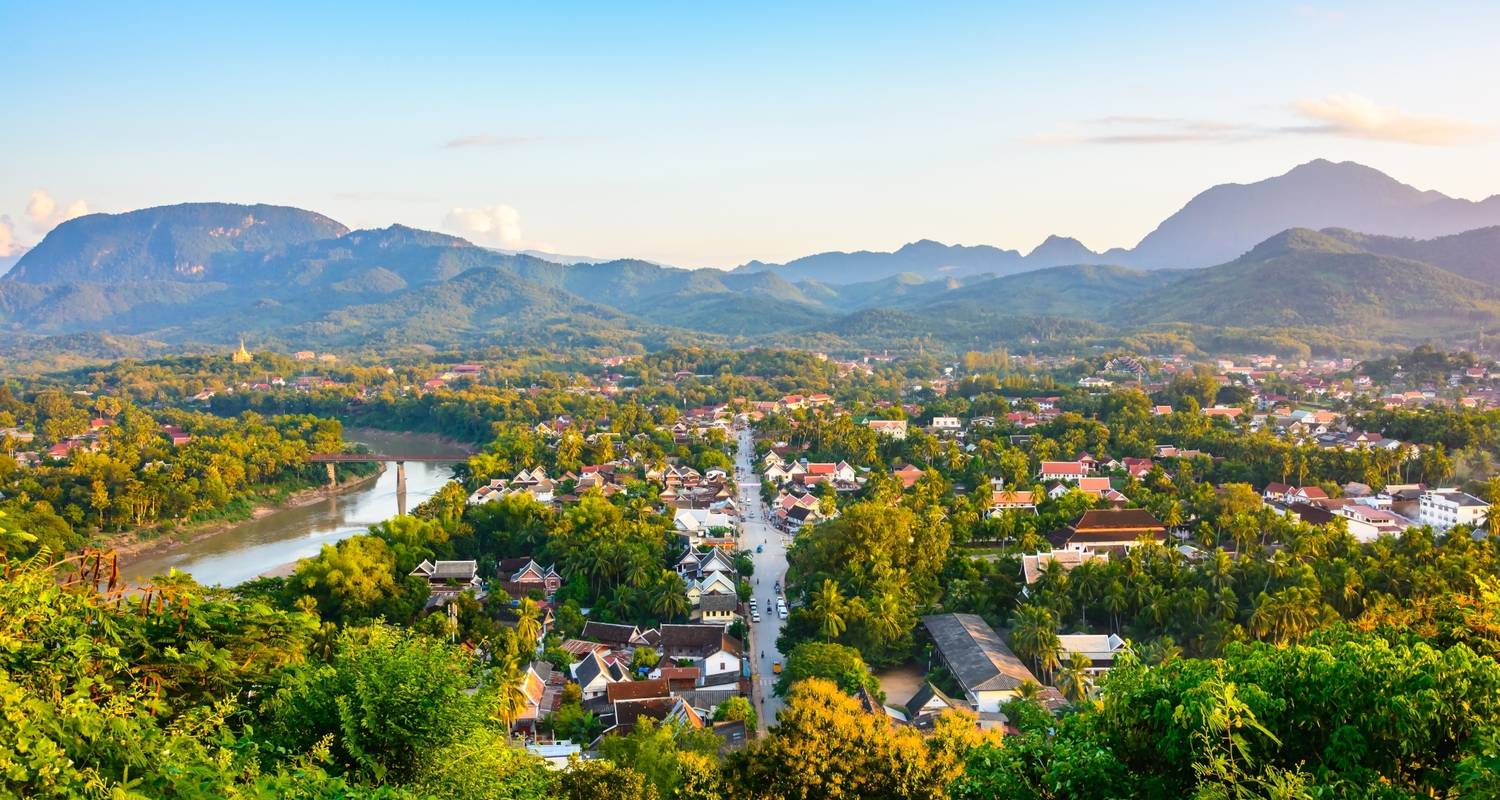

{"left": 3, "top": 1, "right": 1499, "bottom": 267}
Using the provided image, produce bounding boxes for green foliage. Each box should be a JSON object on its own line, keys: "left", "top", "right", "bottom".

{"left": 263, "top": 625, "right": 488, "bottom": 783}
{"left": 775, "top": 641, "right": 881, "bottom": 698}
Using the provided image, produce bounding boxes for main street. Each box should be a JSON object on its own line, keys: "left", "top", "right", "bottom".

{"left": 734, "top": 424, "right": 789, "bottom": 732}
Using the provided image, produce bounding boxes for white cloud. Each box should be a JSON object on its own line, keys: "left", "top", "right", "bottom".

{"left": 25, "top": 189, "right": 90, "bottom": 233}
{"left": 442, "top": 205, "right": 528, "bottom": 248}
{"left": 26, "top": 190, "right": 56, "bottom": 227}
{"left": 0, "top": 215, "right": 20, "bottom": 258}
{"left": 1290, "top": 94, "right": 1493, "bottom": 145}
{"left": 1031, "top": 95, "right": 1493, "bottom": 147}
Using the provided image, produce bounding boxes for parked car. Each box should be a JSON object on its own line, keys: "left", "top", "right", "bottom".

{"left": 751, "top": 609, "right": 761, "bottom": 623}
{"left": 774, "top": 580, "right": 781, "bottom": 594}
{"left": 772, "top": 660, "right": 782, "bottom": 674}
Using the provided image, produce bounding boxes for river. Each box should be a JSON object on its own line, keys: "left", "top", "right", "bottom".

{"left": 119, "top": 429, "right": 462, "bottom": 587}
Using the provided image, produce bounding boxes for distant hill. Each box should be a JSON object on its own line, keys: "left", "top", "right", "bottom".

{"left": 8, "top": 179, "right": 1500, "bottom": 360}
{"left": 1128, "top": 160, "right": 1500, "bottom": 269}
{"left": 733, "top": 160, "right": 1500, "bottom": 283}
{"left": 7, "top": 203, "right": 349, "bottom": 284}
{"left": 734, "top": 239, "right": 1029, "bottom": 284}
{"left": 1319, "top": 226, "right": 1500, "bottom": 288}
{"left": 1122, "top": 228, "right": 1500, "bottom": 335}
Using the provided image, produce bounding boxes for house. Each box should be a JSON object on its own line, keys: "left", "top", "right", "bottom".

{"left": 609, "top": 696, "right": 705, "bottom": 736}
{"left": 1120, "top": 457, "right": 1153, "bottom": 479}
{"left": 1048, "top": 509, "right": 1167, "bottom": 552}
{"left": 606, "top": 677, "right": 670, "bottom": 705}
{"left": 1019, "top": 550, "right": 1107, "bottom": 586}
{"left": 582, "top": 621, "right": 654, "bottom": 651}
{"left": 658, "top": 624, "right": 742, "bottom": 678}
{"left": 498, "top": 558, "right": 562, "bottom": 599}
{"left": 1038, "top": 461, "right": 1089, "bottom": 481}
{"left": 893, "top": 464, "right": 926, "bottom": 489}
{"left": 903, "top": 682, "right": 957, "bottom": 729}
{"left": 988, "top": 489, "right": 1040, "bottom": 516}
{"left": 694, "top": 593, "right": 739, "bottom": 625}
{"left": 930, "top": 416, "right": 963, "bottom": 433}
{"left": 921, "top": 613, "right": 1040, "bottom": 713}
{"left": 571, "top": 650, "right": 626, "bottom": 701}
{"left": 408, "top": 560, "right": 484, "bottom": 600}
{"left": 514, "top": 661, "right": 565, "bottom": 733}
{"left": 866, "top": 419, "right": 908, "bottom": 440}
{"left": 1418, "top": 489, "right": 1490, "bottom": 531}
{"left": 1055, "top": 634, "right": 1128, "bottom": 675}
{"left": 1337, "top": 505, "right": 1409, "bottom": 542}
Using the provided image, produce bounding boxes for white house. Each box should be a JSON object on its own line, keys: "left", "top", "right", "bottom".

{"left": 1038, "top": 460, "right": 1089, "bottom": 482}
{"left": 1418, "top": 489, "right": 1490, "bottom": 531}
{"left": 930, "top": 416, "right": 962, "bottom": 432}
{"left": 1056, "top": 634, "right": 1128, "bottom": 675}
{"left": 570, "top": 650, "right": 625, "bottom": 701}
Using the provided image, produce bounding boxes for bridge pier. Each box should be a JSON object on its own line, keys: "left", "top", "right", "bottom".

{"left": 396, "top": 461, "right": 407, "bottom": 516}
{"left": 326, "top": 462, "right": 337, "bottom": 490}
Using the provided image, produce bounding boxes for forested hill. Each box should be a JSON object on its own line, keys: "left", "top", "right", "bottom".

{"left": 7, "top": 183, "right": 1500, "bottom": 361}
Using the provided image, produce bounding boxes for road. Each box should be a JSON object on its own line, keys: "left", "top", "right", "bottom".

{"left": 735, "top": 424, "right": 789, "bottom": 732}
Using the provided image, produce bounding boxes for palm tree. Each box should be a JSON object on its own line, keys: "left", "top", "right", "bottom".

{"left": 492, "top": 663, "right": 530, "bottom": 735}
{"left": 1055, "top": 651, "right": 1094, "bottom": 704}
{"left": 515, "top": 598, "right": 542, "bottom": 650}
{"left": 1104, "top": 580, "right": 1128, "bottom": 633}
{"left": 865, "top": 591, "right": 906, "bottom": 643}
{"left": 1008, "top": 604, "right": 1061, "bottom": 679}
{"left": 810, "top": 578, "right": 848, "bottom": 640}
{"left": 650, "top": 570, "right": 691, "bottom": 622}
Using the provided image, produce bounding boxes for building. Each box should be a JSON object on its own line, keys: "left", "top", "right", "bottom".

{"left": 658, "top": 624, "right": 742, "bottom": 678}
{"left": 921, "top": 613, "right": 1039, "bottom": 713}
{"left": 231, "top": 339, "right": 253, "bottom": 364}
{"left": 1048, "top": 509, "right": 1167, "bottom": 553}
{"left": 1055, "top": 634, "right": 1128, "bottom": 675}
{"left": 1418, "top": 489, "right": 1491, "bottom": 531}
{"left": 1038, "top": 460, "right": 1089, "bottom": 481}
{"left": 408, "top": 560, "right": 483, "bottom": 600}
{"left": 1019, "top": 549, "right": 1107, "bottom": 586}
{"left": 866, "top": 419, "right": 908, "bottom": 440}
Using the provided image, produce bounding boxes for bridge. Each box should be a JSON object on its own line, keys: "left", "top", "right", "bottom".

{"left": 308, "top": 452, "right": 469, "bottom": 515}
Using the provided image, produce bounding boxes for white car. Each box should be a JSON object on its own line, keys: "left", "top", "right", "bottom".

{"left": 777, "top": 605, "right": 788, "bottom": 620}
{"left": 751, "top": 609, "right": 762, "bottom": 623}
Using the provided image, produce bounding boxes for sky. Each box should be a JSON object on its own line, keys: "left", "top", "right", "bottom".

{"left": 3, "top": 1, "right": 1499, "bottom": 268}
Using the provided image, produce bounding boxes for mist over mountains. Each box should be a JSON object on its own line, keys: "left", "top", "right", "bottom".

{"left": 5, "top": 159, "right": 1500, "bottom": 359}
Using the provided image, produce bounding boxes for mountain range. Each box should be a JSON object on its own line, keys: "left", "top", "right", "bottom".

{"left": 734, "top": 159, "right": 1500, "bottom": 282}
{"left": 5, "top": 159, "right": 1500, "bottom": 360}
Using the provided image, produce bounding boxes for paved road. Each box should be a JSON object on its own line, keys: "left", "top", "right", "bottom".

{"left": 735, "top": 425, "right": 789, "bottom": 731}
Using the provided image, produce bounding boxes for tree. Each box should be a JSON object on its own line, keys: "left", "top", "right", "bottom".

{"left": 289, "top": 536, "right": 405, "bottom": 623}
{"left": 263, "top": 625, "right": 486, "bottom": 782}
{"left": 1055, "top": 650, "right": 1094, "bottom": 704}
{"left": 809, "top": 578, "right": 849, "bottom": 640}
{"left": 775, "top": 641, "right": 880, "bottom": 697}
{"left": 598, "top": 717, "right": 722, "bottom": 799}
{"left": 713, "top": 695, "right": 758, "bottom": 731}
{"left": 723, "top": 678, "right": 962, "bottom": 800}
{"left": 555, "top": 758, "right": 659, "bottom": 800}
{"left": 1007, "top": 604, "right": 1061, "bottom": 679}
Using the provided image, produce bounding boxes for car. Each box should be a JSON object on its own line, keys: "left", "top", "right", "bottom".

{"left": 777, "top": 605, "right": 788, "bottom": 620}
{"left": 774, "top": 580, "right": 781, "bottom": 594}
{"left": 772, "top": 660, "right": 782, "bottom": 674}
{"left": 751, "top": 609, "right": 761, "bottom": 623}
{"left": 756, "top": 543, "right": 763, "bottom": 553}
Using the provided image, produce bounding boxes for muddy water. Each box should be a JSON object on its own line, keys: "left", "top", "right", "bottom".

{"left": 119, "top": 429, "right": 461, "bottom": 587}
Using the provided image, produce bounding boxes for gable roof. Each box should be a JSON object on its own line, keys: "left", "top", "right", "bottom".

{"left": 922, "top": 613, "right": 1038, "bottom": 694}
{"left": 582, "top": 621, "right": 642, "bottom": 647}
{"left": 606, "top": 677, "right": 670, "bottom": 704}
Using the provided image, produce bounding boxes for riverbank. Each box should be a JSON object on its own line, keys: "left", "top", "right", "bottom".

{"left": 107, "top": 465, "right": 387, "bottom": 560}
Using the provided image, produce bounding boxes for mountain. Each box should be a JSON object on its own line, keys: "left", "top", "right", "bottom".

{"left": 1122, "top": 228, "right": 1500, "bottom": 335}
{"left": 7, "top": 203, "right": 349, "bottom": 284}
{"left": 913, "top": 264, "right": 1180, "bottom": 318}
{"left": 734, "top": 239, "right": 1028, "bottom": 284}
{"left": 1127, "top": 160, "right": 1500, "bottom": 269}
{"left": 1319, "top": 226, "right": 1500, "bottom": 288}
{"left": 8, "top": 181, "right": 1500, "bottom": 360}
